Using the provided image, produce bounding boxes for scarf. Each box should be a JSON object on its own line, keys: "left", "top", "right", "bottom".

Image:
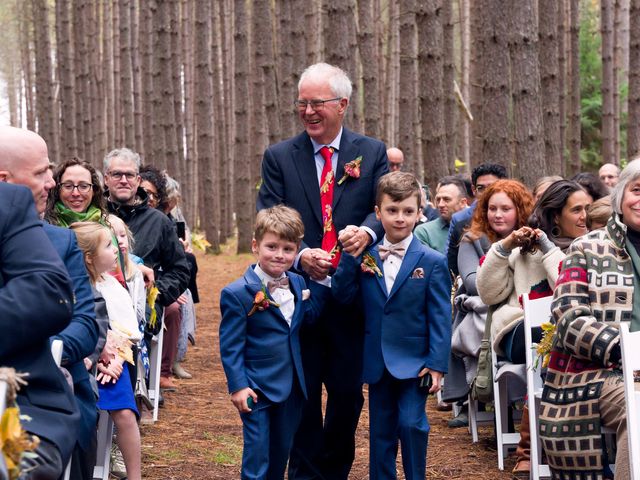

{"left": 54, "top": 202, "right": 104, "bottom": 227}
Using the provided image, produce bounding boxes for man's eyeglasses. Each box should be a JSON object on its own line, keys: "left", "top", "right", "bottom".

{"left": 294, "top": 97, "right": 342, "bottom": 111}
{"left": 59, "top": 182, "right": 93, "bottom": 193}
{"left": 108, "top": 171, "right": 138, "bottom": 181}
{"left": 475, "top": 184, "right": 489, "bottom": 193}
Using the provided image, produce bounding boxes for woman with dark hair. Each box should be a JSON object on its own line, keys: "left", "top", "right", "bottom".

{"left": 139, "top": 165, "right": 168, "bottom": 211}
{"left": 477, "top": 179, "right": 591, "bottom": 478}
{"left": 571, "top": 171, "right": 609, "bottom": 201}
{"left": 45, "top": 158, "right": 109, "bottom": 226}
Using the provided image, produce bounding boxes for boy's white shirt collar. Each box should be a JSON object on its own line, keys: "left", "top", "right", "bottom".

{"left": 381, "top": 232, "right": 413, "bottom": 250}
{"left": 254, "top": 264, "right": 286, "bottom": 285}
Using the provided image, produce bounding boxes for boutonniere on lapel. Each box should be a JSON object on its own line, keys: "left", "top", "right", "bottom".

{"left": 337, "top": 156, "right": 363, "bottom": 185}
{"left": 361, "top": 252, "right": 382, "bottom": 277}
{"left": 248, "top": 285, "right": 280, "bottom": 316}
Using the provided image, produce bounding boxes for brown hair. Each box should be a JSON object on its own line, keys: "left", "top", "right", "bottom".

{"left": 69, "top": 221, "right": 112, "bottom": 284}
{"left": 467, "top": 179, "right": 534, "bottom": 243}
{"left": 254, "top": 205, "right": 304, "bottom": 244}
{"left": 375, "top": 171, "right": 422, "bottom": 209}
{"left": 586, "top": 195, "right": 612, "bottom": 230}
{"left": 45, "top": 158, "right": 108, "bottom": 224}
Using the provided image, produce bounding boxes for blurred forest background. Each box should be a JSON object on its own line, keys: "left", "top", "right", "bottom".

{"left": 0, "top": 0, "right": 636, "bottom": 252}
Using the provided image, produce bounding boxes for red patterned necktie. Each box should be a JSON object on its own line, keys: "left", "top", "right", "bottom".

{"left": 319, "top": 146, "right": 340, "bottom": 268}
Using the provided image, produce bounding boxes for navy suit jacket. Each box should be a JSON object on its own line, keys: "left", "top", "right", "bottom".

{"left": 0, "top": 183, "right": 80, "bottom": 461}
{"left": 332, "top": 237, "right": 452, "bottom": 384}
{"left": 257, "top": 128, "right": 389, "bottom": 250}
{"left": 44, "top": 222, "right": 99, "bottom": 450}
{"left": 219, "top": 267, "right": 328, "bottom": 403}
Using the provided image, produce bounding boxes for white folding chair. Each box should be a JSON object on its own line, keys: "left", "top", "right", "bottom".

{"left": 92, "top": 410, "right": 114, "bottom": 480}
{"left": 620, "top": 322, "right": 640, "bottom": 480}
{"left": 49, "top": 340, "right": 72, "bottom": 480}
{"left": 0, "top": 380, "right": 8, "bottom": 480}
{"left": 491, "top": 333, "right": 525, "bottom": 470}
{"left": 147, "top": 314, "right": 165, "bottom": 422}
{"left": 523, "top": 294, "right": 554, "bottom": 480}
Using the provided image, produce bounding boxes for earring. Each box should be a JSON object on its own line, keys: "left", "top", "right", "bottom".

{"left": 551, "top": 225, "right": 561, "bottom": 237}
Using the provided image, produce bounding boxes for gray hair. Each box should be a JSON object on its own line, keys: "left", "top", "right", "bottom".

{"left": 298, "top": 63, "right": 352, "bottom": 100}
{"left": 611, "top": 158, "right": 640, "bottom": 214}
{"left": 103, "top": 148, "right": 141, "bottom": 172}
{"left": 165, "top": 175, "right": 181, "bottom": 201}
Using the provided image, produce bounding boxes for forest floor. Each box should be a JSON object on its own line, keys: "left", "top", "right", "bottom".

{"left": 139, "top": 243, "right": 516, "bottom": 479}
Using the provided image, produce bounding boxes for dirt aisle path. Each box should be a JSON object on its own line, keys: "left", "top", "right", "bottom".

{"left": 140, "top": 246, "right": 515, "bottom": 479}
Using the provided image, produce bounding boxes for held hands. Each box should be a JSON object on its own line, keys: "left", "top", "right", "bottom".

{"left": 96, "top": 356, "right": 124, "bottom": 385}
{"left": 418, "top": 367, "right": 444, "bottom": 395}
{"left": 300, "top": 249, "right": 333, "bottom": 280}
{"left": 501, "top": 226, "right": 542, "bottom": 251}
{"left": 338, "top": 225, "right": 371, "bottom": 257}
{"left": 231, "top": 387, "right": 258, "bottom": 413}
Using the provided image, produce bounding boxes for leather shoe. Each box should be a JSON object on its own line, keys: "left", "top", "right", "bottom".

{"left": 160, "top": 376, "right": 177, "bottom": 391}
{"left": 436, "top": 401, "right": 452, "bottom": 411}
{"left": 172, "top": 361, "right": 193, "bottom": 379}
{"left": 447, "top": 410, "right": 468, "bottom": 428}
{"left": 511, "top": 459, "right": 530, "bottom": 479}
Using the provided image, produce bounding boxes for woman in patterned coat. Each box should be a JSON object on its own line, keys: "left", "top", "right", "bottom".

{"left": 540, "top": 161, "right": 640, "bottom": 480}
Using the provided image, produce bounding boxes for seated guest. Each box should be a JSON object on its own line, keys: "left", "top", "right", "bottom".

{"left": 0, "top": 181, "right": 79, "bottom": 480}
{"left": 415, "top": 176, "right": 468, "bottom": 253}
{"left": 540, "top": 160, "right": 640, "bottom": 480}
{"left": 477, "top": 179, "right": 592, "bottom": 478}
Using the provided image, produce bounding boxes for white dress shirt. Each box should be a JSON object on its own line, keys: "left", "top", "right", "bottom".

{"left": 381, "top": 233, "right": 413, "bottom": 295}
{"left": 254, "top": 264, "right": 295, "bottom": 326}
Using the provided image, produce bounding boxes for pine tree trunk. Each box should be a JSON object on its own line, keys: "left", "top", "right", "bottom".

{"left": 141, "top": 2, "right": 154, "bottom": 162}
{"left": 539, "top": 0, "right": 563, "bottom": 175}
{"left": 614, "top": 0, "right": 628, "bottom": 162}
{"left": 442, "top": 0, "right": 456, "bottom": 166}
{"left": 479, "top": 0, "right": 511, "bottom": 171}
{"left": 194, "top": 0, "right": 219, "bottom": 252}
{"left": 459, "top": 0, "right": 471, "bottom": 170}
{"left": 103, "top": 0, "right": 115, "bottom": 152}
{"left": 181, "top": 0, "right": 196, "bottom": 226}
{"left": 234, "top": 0, "right": 253, "bottom": 253}
{"left": 132, "top": 0, "right": 144, "bottom": 156}
{"left": 112, "top": 1, "right": 122, "bottom": 147}
{"left": 31, "top": 0, "right": 58, "bottom": 163}
{"left": 398, "top": 0, "right": 419, "bottom": 175}
{"left": 509, "top": 0, "right": 546, "bottom": 185}
{"left": 568, "top": 0, "right": 581, "bottom": 174}
{"left": 358, "top": 0, "right": 381, "bottom": 139}
{"left": 221, "top": 0, "right": 235, "bottom": 240}
{"left": 469, "top": 0, "right": 485, "bottom": 168}
{"left": 73, "top": 1, "right": 87, "bottom": 160}
{"left": 601, "top": 0, "right": 616, "bottom": 165}
{"left": 88, "top": 1, "right": 102, "bottom": 163}
{"left": 417, "top": 0, "right": 449, "bottom": 186}
{"left": 56, "top": 0, "right": 77, "bottom": 158}
{"left": 558, "top": 0, "right": 567, "bottom": 175}
{"left": 170, "top": 0, "right": 184, "bottom": 176}
{"left": 627, "top": 0, "right": 640, "bottom": 158}
{"left": 276, "top": 1, "right": 295, "bottom": 139}
{"left": 119, "top": 0, "right": 135, "bottom": 148}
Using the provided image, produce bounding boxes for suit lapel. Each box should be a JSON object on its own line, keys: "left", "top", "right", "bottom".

{"left": 291, "top": 134, "right": 323, "bottom": 226}
{"left": 333, "top": 128, "right": 359, "bottom": 210}
{"left": 243, "top": 267, "right": 287, "bottom": 324}
{"left": 287, "top": 273, "right": 304, "bottom": 329}
{"left": 388, "top": 237, "right": 423, "bottom": 300}
{"left": 370, "top": 246, "right": 389, "bottom": 296}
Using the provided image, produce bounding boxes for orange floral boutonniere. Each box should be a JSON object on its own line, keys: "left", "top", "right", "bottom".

{"left": 337, "top": 156, "right": 363, "bottom": 185}
{"left": 248, "top": 286, "right": 280, "bottom": 316}
{"left": 361, "top": 252, "right": 382, "bottom": 277}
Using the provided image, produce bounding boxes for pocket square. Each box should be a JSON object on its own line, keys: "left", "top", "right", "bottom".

{"left": 411, "top": 268, "right": 424, "bottom": 279}
{"left": 302, "top": 289, "right": 311, "bottom": 300}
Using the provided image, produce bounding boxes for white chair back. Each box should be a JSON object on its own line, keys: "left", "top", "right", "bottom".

{"left": 620, "top": 322, "right": 640, "bottom": 480}
{"left": 0, "top": 380, "right": 8, "bottom": 480}
{"left": 523, "top": 294, "right": 554, "bottom": 480}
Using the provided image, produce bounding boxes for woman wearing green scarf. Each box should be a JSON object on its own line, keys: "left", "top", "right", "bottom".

{"left": 45, "top": 158, "right": 109, "bottom": 227}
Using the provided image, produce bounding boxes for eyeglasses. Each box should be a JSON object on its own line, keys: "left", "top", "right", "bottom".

{"left": 108, "top": 171, "right": 138, "bottom": 181}
{"left": 294, "top": 97, "right": 342, "bottom": 111}
{"left": 145, "top": 190, "right": 158, "bottom": 200}
{"left": 59, "top": 182, "right": 93, "bottom": 193}
{"left": 475, "top": 184, "right": 489, "bottom": 193}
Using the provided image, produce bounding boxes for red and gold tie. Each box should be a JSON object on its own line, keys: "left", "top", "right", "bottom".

{"left": 319, "top": 146, "right": 340, "bottom": 268}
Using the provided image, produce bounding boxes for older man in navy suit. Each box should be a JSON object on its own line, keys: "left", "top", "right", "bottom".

{"left": 0, "top": 181, "right": 80, "bottom": 480}
{"left": 257, "top": 63, "right": 389, "bottom": 479}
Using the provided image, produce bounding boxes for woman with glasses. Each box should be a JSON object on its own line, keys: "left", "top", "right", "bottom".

{"left": 45, "top": 158, "right": 109, "bottom": 226}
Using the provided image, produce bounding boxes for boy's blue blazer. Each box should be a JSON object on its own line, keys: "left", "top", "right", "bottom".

{"left": 332, "top": 236, "right": 452, "bottom": 384}
{"left": 219, "top": 266, "right": 327, "bottom": 403}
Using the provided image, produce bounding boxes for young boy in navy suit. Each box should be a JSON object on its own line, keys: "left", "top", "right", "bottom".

{"left": 219, "top": 205, "right": 328, "bottom": 480}
{"left": 333, "top": 171, "right": 452, "bottom": 479}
